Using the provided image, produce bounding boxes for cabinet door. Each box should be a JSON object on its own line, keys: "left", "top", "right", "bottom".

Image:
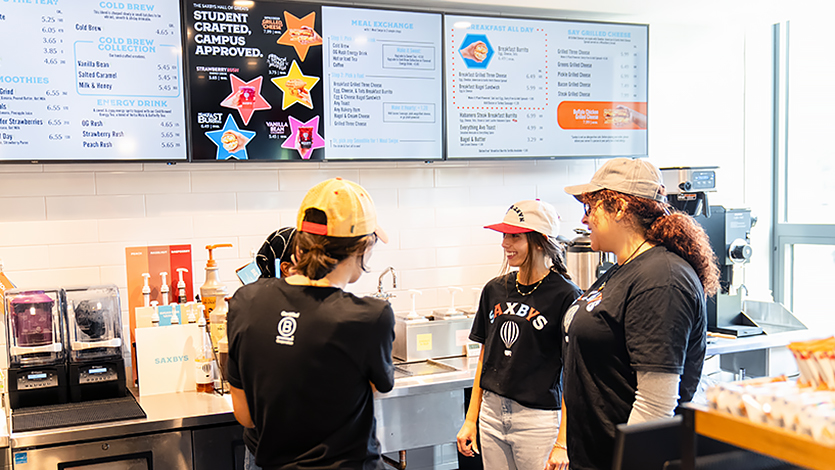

{"left": 192, "top": 424, "right": 246, "bottom": 470}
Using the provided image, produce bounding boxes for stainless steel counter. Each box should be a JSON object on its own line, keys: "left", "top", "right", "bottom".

{"left": 4, "top": 357, "right": 480, "bottom": 451}
{"left": 705, "top": 328, "right": 829, "bottom": 356}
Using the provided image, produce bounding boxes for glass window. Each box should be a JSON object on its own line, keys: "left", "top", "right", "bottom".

{"left": 789, "top": 244, "right": 835, "bottom": 330}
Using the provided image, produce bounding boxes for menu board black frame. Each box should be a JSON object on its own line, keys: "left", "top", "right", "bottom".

{"left": 183, "top": 0, "right": 445, "bottom": 163}
{"left": 0, "top": 0, "right": 191, "bottom": 164}
{"left": 442, "top": 12, "right": 649, "bottom": 160}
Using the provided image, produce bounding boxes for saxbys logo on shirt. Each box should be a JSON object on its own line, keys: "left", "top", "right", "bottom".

{"left": 276, "top": 310, "right": 299, "bottom": 346}
{"left": 489, "top": 302, "right": 548, "bottom": 330}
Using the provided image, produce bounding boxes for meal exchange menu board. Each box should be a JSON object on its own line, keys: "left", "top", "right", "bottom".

{"left": 186, "top": 2, "right": 442, "bottom": 161}
{"left": 444, "top": 15, "right": 648, "bottom": 159}
{"left": 0, "top": 1, "right": 188, "bottom": 162}
{"left": 321, "top": 7, "right": 442, "bottom": 160}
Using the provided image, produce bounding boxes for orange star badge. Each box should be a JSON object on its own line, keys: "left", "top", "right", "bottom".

{"left": 276, "top": 11, "right": 322, "bottom": 61}
{"left": 220, "top": 75, "right": 271, "bottom": 126}
{"left": 271, "top": 61, "right": 319, "bottom": 110}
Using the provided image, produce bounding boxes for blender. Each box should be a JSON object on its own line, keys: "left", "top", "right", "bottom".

{"left": 64, "top": 285, "right": 126, "bottom": 402}
{"left": 5, "top": 288, "right": 68, "bottom": 409}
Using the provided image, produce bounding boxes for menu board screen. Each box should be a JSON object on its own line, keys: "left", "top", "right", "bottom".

{"left": 186, "top": 2, "right": 442, "bottom": 161}
{"left": 445, "top": 15, "right": 648, "bottom": 159}
{"left": 321, "top": 7, "right": 442, "bottom": 160}
{"left": 0, "top": 1, "right": 188, "bottom": 162}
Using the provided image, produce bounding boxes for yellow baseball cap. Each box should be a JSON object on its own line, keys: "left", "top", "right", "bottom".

{"left": 296, "top": 178, "right": 388, "bottom": 243}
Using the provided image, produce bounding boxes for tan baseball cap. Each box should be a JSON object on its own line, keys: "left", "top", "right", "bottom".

{"left": 296, "top": 178, "right": 388, "bottom": 243}
{"left": 484, "top": 200, "right": 560, "bottom": 238}
{"left": 564, "top": 157, "right": 667, "bottom": 202}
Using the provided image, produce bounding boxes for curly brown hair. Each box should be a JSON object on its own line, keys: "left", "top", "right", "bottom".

{"left": 582, "top": 190, "right": 720, "bottom": 296}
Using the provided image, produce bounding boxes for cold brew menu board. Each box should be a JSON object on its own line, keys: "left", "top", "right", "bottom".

{"left": 0, "top": 1, "right": 187, "bottom": 161}
{"left": 186, "top": 2, "right": 442, "bottom": 161}
{"left": 321, "top": 7, "right": 442, "bottom": 159}
{"left": 445, "top": 16, "right": 648, "bottom": 158}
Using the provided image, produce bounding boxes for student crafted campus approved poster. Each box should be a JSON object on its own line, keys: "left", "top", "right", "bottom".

{"left": 185, "top": 2, "right": 442, "bottom": 161}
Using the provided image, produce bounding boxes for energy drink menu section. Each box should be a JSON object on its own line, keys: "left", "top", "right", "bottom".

{"left": 445, "top": 16, "right": 647, "bottom": 158}
{"left": 186, "top": 1, "right": 326, "bottom": 161}
{"left": 321, "top": 7, "right": 442, "bottom": 160}
{"left": 0, "top": 1, "right": 187, "bottom": 161}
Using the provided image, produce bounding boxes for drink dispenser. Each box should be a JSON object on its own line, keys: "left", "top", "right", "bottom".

{"left": 64, "top": 285, "right": 126, "bottom": 402}
{"left": 4, "top": 288, "right": 68, "bottom": 409}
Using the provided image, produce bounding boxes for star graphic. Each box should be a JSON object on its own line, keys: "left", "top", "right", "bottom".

{"left": 220, "top": 75, "right": 271, "bottom": 126}
{"left": 271, "top": 61, "right": 319, "bottom": 110}
{"left": 276, "top": 11, "right": 322, "bottom": 62}
{"left": 206, "top": 115, "right": 257, "bottom": 160}
{"left": 281, "top": 115, "right": 324, "bottom": 160}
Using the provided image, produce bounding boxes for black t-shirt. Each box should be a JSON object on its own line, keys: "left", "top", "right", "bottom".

{"left": 227, "top": 277, "right": 395, "bottom": 470}
{"left": 470, "top": 270, "right": 581, "bottom": 409}
{"left": 562, "top": 246, "right": 706, "bottom": 470}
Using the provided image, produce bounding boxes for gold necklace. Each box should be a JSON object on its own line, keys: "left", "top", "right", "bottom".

{"left": 515, "top": 271, "right": 549, "bottom": 296}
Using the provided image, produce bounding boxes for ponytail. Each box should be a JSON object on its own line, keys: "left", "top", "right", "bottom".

{"left": 294, "top": 208, "right": 377, "bottom": 281}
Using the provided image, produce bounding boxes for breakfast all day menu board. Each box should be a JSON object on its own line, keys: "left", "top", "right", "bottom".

{"left": 444, "top": 15, "right": 648, "bottom": 158}
{"left": 0, "top": 1, "right": 188, "bottom": 161}
{"left": 321, "top": 7, "right": 442, "bottom": 160}
{"left": 186, "top": 2, "right": 442, "bottom": 161}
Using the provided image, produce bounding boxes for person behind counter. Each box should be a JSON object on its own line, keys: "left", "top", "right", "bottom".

{"left": 561, "top": 158, "right": 719, "bottom": 470}
{"left": 256, "top": 226, "right": 296, "bottom": 278}
{"left": 227, "top": 177, "right": 395, "bottom": 470}
{"left": 457, "top": 200, "right": 582, "bottom": 470}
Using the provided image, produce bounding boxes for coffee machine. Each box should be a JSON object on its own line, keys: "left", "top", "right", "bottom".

{"left": 4, "top": 288, "right": 69, "bottom": 409}
{"left": 63, "top": 285, "right": 126, "bottom": 402}
{"left": 660, "top": 167, "right": 760, "bottom": 336}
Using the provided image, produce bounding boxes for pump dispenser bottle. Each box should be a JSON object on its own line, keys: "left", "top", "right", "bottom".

{"left": 195, "top": 315, "right": 215, "bottom": 393}
{"left": 141, "top": 273, "right": 151, "bottom": 307}
{"left": 176, "top": 268, "right": 189, "bottom": 304}
{"left": 200, "top": 244, "right": 232, "bottom": 320}
{"left": 159, "top": 272, "right": 169, "bottom": 306}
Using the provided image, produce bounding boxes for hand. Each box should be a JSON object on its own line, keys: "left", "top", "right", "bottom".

{"left": 456, "top": 420, "right": 479, "bottom": 457}
{"left": 544, "top": 444, "right": 569, "bottom": 470}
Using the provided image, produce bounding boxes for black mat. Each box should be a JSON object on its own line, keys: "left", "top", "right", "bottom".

{"left": 11, "top": 392, "right": 146, "bottom": 433}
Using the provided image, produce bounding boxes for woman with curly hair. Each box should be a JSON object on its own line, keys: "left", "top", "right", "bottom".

{"left": 561, "top": 158, "right": 719, "bottom": 470}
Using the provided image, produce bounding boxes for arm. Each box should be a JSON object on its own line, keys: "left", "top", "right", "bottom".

{"left": 627, "top": 371, "right": 681, "bottom": 424}
{"left": 545, "top": 395, "right": 569, "bottom": 470}
{"left": 231, "top": 385, "right": 255, "bottom": 428}
{"left": 457, "top": 348, "right": 485, "bottom": 457}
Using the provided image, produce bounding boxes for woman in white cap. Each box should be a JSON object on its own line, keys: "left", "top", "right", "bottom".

{"left": 227, "top": 178, "right": 395, "bottom": 470}
{"left": 457, "top": 200, "right": 581, "bottom": 470}
{"left": 562, "top": 158, "right": 719, "bottom": 470}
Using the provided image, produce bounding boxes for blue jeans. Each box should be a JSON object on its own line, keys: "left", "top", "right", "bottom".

{"left": 245, "top": 447, "right": 262, "bottom": 470}
{"left": 479, "top": 390, "right": 560, "bottom": 470}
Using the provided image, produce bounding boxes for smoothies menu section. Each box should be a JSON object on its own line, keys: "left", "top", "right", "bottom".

{"left": 186, "top": 2, "right": 442, "bottom": 161}
{"left": 444, "top": 16, "right": 648, "bottom": 158}
{"left": 0, "top": 1, "right": 188, "bottom": 161}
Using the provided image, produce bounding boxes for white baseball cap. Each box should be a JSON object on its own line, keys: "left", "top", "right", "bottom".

{"left": 484, "top": 200, "right": 560, "bottom": 238}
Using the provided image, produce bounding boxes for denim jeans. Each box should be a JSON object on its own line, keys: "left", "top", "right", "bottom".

{"left": 479, "top": 390, "right": 560, "bottom": 470}
{"left": 245, "top": 447, "right": 262, "bottom": 470}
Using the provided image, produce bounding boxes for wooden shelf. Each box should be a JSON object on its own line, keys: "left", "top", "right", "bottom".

{"left": 692, "top": 406, "right": 835, "bottom": 470}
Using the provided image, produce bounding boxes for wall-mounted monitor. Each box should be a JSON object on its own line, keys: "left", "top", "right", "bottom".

{"left": 444, "top": 15, "right": 648, "bottom": 159}
{"left": 0, "top": 1, "right": 188, "bottom": 162}
{"left": 185, "top": 1, "right": 443, "bottom": 162}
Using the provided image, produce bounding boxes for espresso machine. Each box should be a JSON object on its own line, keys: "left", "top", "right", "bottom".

{"left": 4, "top": 288, "right": 69, "bottom": 409}
{"left": 63, "top": 285, "right": 126, "bottom": 402}
{"left": 661, "top": 167, "right": 760, "bottom": 336}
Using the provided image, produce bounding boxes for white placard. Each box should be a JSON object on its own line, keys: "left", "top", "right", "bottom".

{"left": 134, "top": 324, "right": 201, "bottom": 396}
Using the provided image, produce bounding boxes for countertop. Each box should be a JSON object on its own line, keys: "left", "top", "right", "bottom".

{"left": 3, "top": 356, "right": 480, "bottom": 450}
{"left": 705, "top": 328, "right": 828, "bottom": 356}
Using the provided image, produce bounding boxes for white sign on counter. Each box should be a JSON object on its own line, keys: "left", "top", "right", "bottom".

{"left": 322, "top": 6, "right": 443, "bottom": 160}
{"left": 135, "top": 324, "right": 201, "bottom": 396}
{"left": 444, "top": 15, "right": 648, "bottom": 159}
{"left": 0, "top": 1, "right": 187, "bottom": 161}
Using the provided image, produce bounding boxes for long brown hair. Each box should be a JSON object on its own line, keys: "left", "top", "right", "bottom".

{"left": 293, "top": 208, "right": 376, "bottom": 281}
{"left": 502, "top": 232, "right": 572, "bottom": 282}
{"left": 583, "top": 189, "right": 720, "bottom": 296}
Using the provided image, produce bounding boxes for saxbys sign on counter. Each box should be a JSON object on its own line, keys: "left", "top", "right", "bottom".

{"left": 185, "top": 1, "right": 443, "bottom": 161}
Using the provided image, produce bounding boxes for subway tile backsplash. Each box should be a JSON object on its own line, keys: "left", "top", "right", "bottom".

{"left": 0, "top": 159, "right": 599, "bottom": 319}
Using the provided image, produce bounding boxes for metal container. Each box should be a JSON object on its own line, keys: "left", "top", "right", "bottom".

{"left": 566, "top": 229, "right": 614, "bottom": 291}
